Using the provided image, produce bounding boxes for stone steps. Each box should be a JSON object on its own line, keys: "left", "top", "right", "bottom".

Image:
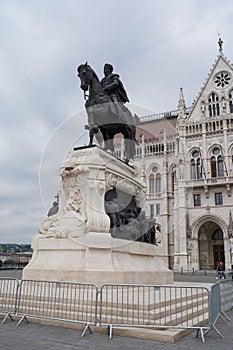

{"left": 0, "top": 292, "right": 208, "bottom": 318}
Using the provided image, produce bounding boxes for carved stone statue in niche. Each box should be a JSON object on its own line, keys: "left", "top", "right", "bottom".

{"left": 187, "top": 239, "right": 192, "bottom": 255}
{"left": 201, "top": 100, "right": 206, "bottom": 116}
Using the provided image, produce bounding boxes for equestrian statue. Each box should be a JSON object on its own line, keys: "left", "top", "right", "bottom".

{"left": 77, "top": 62, "right": 137, "bottom": 163}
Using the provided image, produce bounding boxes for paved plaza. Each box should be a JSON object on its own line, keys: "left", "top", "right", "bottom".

{"left": 0, "top": 309, "right": 232, "bottom": 350}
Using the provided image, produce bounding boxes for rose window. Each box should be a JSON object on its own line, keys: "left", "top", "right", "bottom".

{"left": 214, "top": 71, "right": 231, "bottom": 88}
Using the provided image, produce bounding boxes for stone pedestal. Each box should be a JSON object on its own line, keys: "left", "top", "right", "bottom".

{"left": 23, "top": 146, "right": 173, "bottom": 285}
{"left": 23, "top": 233, "right": 173, "bottom": 286}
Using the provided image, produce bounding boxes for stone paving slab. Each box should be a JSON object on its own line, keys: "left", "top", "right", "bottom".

{"left": 0, "top": 309, "right": 233, "bottom": 350}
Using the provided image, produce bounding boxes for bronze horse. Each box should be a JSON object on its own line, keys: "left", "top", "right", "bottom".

{"left": 77, "top": 63, "right": 137, "bottom": 162}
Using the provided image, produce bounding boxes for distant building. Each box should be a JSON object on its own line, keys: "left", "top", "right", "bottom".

{"left": 0, "top": 252, "right": 31, "bottom": 266}
{"left": 113, "top": 48, "right": 233, "bottom": 271}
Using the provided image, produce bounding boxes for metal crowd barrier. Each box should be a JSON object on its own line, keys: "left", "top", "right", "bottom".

{"left": 208, "top": 280, "right": 233, "bottom": 339}
{"left": 1, "top": 278, "right": 232, "bottom": 343}
{"left": 99, "top": 284, "right": 210, "bottom": 342}
{"left": 218, "top": 279, "right": 233, "bottom": 314}
{"left": 16, "top": 280, "right": 98, "bottom": 336}
{"left": 0, "top": 277, "right": 19, "bottom": 323}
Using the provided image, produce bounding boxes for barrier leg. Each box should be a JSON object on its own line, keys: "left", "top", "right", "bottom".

{"left": 17, "top": 315, "right": 29, "bottom": 326}
{"left": 198, "top": 322, "right": 224, "bottom": 340}
{"left": 211, "top": 317, "right": 224, "bottom": 339}
{"left": 221, "top": 311, "right": 231, "bottom": 323}
{"left": 108, "top": 324, "right": 113, "bottom": 339}
{"left": 196, "top": 328, "right": 207, "bottom": 342}
{"left": 81, "top": 322, "right": 92, "bottom": 337}
{"left": 212, "top": 324, "right": 224, "bottom": 339}
{"left": 200, "top": 328, "right": 205, "bottom": 343}
{"left": 2, "top": 313, "right": 14, "bottom": 324}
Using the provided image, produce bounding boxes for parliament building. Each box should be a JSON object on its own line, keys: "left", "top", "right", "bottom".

{"left": 114, "top": 47, "right": 233, "bottom": 271}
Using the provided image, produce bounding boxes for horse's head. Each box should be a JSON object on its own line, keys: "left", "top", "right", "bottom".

{"left": 77, "top": 62, "right": 97, "bottom": 92}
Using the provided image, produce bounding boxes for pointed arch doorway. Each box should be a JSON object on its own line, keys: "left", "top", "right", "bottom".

{"left": 198, "top": 221, "right": 225, "bottom": 270}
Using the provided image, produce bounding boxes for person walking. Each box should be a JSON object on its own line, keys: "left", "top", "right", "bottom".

{"left": 216, "top": 261, "right": 226, "bottom": 279}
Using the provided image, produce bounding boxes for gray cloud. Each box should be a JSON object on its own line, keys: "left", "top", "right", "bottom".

{"left": 0, "top": 0, "right": 233, "bottom": 243}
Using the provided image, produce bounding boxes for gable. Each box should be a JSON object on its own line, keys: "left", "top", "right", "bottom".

{"left": 187, "top": 54, "right": 233, "bottom": 122}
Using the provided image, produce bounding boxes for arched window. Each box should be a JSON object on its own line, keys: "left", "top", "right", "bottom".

{"left": 210, "top": 147, "right": 224, "bottom": 178}
{"left": 218, "top": 155, "right": 224, "bottom": 177}
{"left": 210, "top": 156, "right": 217, "bottom": 177}
{"left": 171, "top": 170, "right": 176, "bottom": 192}
{"left": 148, "top": 166, "right": 162, "bottom": 196}
{"left": 190, "top": 150, "right": 203, "bottom": 179}
{"left": 212, "top": 229, "right": 223, "bottom": 241}
{"left": 229, "top": 90, "right": 233, "bottom": 113}
{"left": 156, "top": 173, "right": 161, "bottom": 195}
{"left": 208, "top": 93, "right": 220, "bottom": 117}
{"left": 149, "top": 174, "right": 155, "bottom": 194}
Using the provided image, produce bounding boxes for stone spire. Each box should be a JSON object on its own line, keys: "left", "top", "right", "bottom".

{"left": 178, "top": 87, "right": 186, "bottom": 119}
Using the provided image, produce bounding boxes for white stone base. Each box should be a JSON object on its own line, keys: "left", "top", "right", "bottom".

{"left": 23, "top": 233, "right": 173, "bottom": 286}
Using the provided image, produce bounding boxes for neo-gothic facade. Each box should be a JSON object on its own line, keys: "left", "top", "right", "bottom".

{"left": 114, "top": 51, "right": 233, "bottom": 271}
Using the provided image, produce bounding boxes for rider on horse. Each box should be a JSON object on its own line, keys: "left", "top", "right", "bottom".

{"left": 101, "top": 63, "right": 135, "bottom": 127}
{"left": 101, "top": 63, "right": 129, "bottom": 103}
{"left": 77, "top": 62, "right": 137, "bottom": 162}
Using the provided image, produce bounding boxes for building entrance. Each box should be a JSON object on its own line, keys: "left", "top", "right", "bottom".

{"left": 198, "top": 221, "right": 224, "bottom": 270}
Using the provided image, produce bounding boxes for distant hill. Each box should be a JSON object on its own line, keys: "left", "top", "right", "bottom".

{"left": 0, "top": 243, "right": 32, "bottom": 254}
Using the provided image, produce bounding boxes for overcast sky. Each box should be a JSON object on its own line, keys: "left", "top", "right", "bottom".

{"left": 1, "top": 0, "right": 233, "bottom": 244}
